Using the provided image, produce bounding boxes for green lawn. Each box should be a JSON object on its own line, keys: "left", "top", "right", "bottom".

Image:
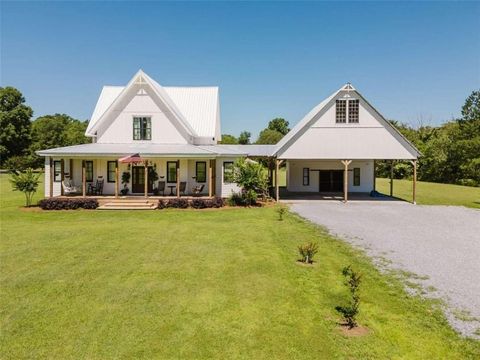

{"left": 1, "top": 175, "right": 479, "bottom": 359}
{"left": 376, "top": 177, "right": 480, "bottom": 209}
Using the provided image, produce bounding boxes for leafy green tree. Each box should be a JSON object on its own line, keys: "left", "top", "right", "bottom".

{"left": 267, "top": 117, "right": 290, "bottom": 135}
{"left": 27, "top": 114, "right": 89, "bottom": 168}
{"left": 238, "top": 131, "right": 251, "bottom": 145}
{"left": 256, "top": 128, "right": 284, "bottom": 145}
{"left": 461, "top": 90, "right": 480, "bottom": 123}
{"left": 9, "top": 168, "right": 41, "bottom": 207}
{"left": 0, "top": 87, "right": 33, "bottom": 165}
{"left": 219, "top": 134, "right": 238, "bottom": 144}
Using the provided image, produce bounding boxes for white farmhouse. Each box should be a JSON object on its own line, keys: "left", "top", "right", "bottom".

{"left": 37, "top": 70, "right": 419, "bottom": 205}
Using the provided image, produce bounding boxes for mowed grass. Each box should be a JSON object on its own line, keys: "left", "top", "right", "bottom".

{"left": 1, "top": 175, "right": 479, "bottom": 359}
{"left": 376, "top": 177, "right": 480, "bottom": 209}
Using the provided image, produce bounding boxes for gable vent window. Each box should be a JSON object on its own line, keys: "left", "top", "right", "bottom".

{"left": 348, "top": 100, "right": 359, "bottom": 123}
{"left": 336, "top": 100, "right": 347, "bottom": 123}
{"left": 133, "top": 117, "right": 151, "bottom": 140}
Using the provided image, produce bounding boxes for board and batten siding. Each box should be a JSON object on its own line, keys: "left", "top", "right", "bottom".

{"left": 95, "top": 92, "right": 188, "bottom": 144}
{"left": 287, "top": 160, "right": 374, "bottom": 193}
{"left": 278, "top": 93, "right": 417, "bottom": 160}
{"left": 216, "top": 157, "right": 241, "bottom": 198}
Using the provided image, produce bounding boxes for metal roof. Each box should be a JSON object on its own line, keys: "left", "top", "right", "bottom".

{"left": 36, "top": 143, "right": 276, "bottom": 158}
{"left": 86, "top": 70, "right": 219, "bottom": 139}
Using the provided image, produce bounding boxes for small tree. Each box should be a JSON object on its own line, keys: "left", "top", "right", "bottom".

{"left": 276, "top": 205, "right": 287, "bottom": 221}
{"left": 9, "top": 168, "right": 41, "bottom": 207}
{"left": 335, "top": 266, "right": 362, "bottom": 329}
{"left": 232, "top": 158, "right": 268, "bottom": 204}
{"left": 298, "top": 242, "right": 318, "bottom": 264}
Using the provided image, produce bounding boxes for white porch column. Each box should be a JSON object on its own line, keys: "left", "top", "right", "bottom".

{"left": 115, "top": 161, "right": 119, "bottom": 198}
{"left": 144, "top": 160, "right": 149, "bottom": 198}
{"left": 176, "top": 160, "right": 180, "bottom": 198}
{"left": 49, "top": 157, "right": 53, "bottom": 198}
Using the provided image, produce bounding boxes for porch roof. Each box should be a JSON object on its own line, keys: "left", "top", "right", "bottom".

{"left": 36, "top": 143, "right": 276, "bottom": 158}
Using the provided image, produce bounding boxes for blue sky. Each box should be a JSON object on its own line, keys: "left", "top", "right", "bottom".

{"left": 1, "top": 1, "right": 479, "bottom": 138}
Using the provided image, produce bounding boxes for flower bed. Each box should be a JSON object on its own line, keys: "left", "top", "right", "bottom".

{"left": 38, "top": 198, "right": 99, "bottom": 210}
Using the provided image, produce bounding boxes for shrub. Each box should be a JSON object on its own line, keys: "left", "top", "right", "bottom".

{"left": 335, "top": 265, "right": 362, "bottom": 329}
{"left": 191, "top": 198, "right": 208, "bottom": 209}
{"left": 158, "top": 197, "right": 225, "bottom": 209}
{"left": 298, "top": 242, "right": 318, "bottom": 264}
{"left": 38, "top": 198, "right": 98, "bottom": 210}
{"left": 227, "top": 192, "right": 247, "bottom": 206}
{"left": 232, "top": 158, "right": 269, "bottom": 201}
{"left": 9, "top": 168, "right": 41, "bottom": 207}
{"left": 227, "top": 190, "right": 258, "bottom": 206}
{"left": 161, "top": 198, "right": 189, "bottom": 209}
{"left": 276, "top": 205, "right": 287, "bottom": 220}
{"left": 209, "top": 196, "right": 225, "bottom": 208}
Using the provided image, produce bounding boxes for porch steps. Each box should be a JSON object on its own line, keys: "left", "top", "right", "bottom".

{"left": 98, "top": 199, "right": 158, "bottom": 210}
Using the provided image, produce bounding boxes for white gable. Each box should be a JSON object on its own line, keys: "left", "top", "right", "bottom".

{"left": 96, "top": 90, "right": 189, "bottom": 144}
{"left": 276, "top": 84, "right": 419, "bottom": 160}
{"left": 86, "top": 70, "right": 220, "bottom": 144}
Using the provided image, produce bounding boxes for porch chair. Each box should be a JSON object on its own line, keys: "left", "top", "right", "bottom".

{"left": 179, "top": 182, "right": 187, "bottom": 196}
{"left": 88, "top": 178, "right": 104, "bottom": 195}
{"left": 62, "top": 178, "right": 81, "bottom": 195}
{"left": 192, "top": 184, "right": 204, "bottom": 196}
{"left": 157, "top": 181, "right": 166, "bottom": 196}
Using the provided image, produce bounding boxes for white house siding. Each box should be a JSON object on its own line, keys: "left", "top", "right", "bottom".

{"left": 44, "top": 158, "right": 51, "bottom": 197}
{"left": 278, "top": 93, "right": 417, "bottom": 160}
{"left": 95, "top": 92, "right": 188, "bottom": 144}
{"left": 216, "top": 157, "right": 241, "bottom": 198}
{"left": 287, "top": 160, "right": 374, "bottom": 193}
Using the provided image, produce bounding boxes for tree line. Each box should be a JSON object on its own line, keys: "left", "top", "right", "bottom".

{"left": 1, "top": 85, "right": 478, "bottom": 186}
{"left": 0, "top": 87, "right": 90, "bottom": 170}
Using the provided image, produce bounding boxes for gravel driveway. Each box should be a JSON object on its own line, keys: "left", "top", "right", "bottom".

{"left": 289, "top": 200, "right": 480, "bottom": 338}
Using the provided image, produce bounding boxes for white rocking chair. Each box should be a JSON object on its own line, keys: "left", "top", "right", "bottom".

{"left": 62, "top": 179, "right": 81, "bottom": 195}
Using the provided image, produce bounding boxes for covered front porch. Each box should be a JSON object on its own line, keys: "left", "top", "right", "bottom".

{"left": 46, "top": 156, "right": 217, "bottom": 198}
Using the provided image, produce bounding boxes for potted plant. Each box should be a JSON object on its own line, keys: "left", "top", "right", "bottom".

{"left": 120, "top": 171, "right": 130, "bottom": 195}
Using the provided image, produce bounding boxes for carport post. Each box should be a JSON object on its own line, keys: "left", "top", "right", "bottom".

{"left": 411, "top": 160, "right": 417, "bottom": 205}
{"left": 341, "top": 160, "right": 352, "bottom": 202}
{"left": 390, "top": 160, "right": 394, "bottom": 197}
{"left": 275, "top": 158, "right": 280, "bottom": 201}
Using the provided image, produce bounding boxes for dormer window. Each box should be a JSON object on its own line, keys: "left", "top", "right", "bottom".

{"left": 348, "top": 99, "right": 359, "bottom": 123}
{"left": 133, "top": 117, "right": 151, "bottom": 140}
{"left": 336, "top": 99, "right": 359, "bottom": 123}
{"left": 336, "top": 100, "right": 346, "bottom": 123}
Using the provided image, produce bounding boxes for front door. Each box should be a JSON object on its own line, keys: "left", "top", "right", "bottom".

{"left": 319, "top": 170, "right": 343, "bottom": 192}
{"left": 131, "top": 166, "right": 154, "bottom": 194}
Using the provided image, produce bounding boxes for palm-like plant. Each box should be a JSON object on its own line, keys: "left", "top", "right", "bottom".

{"left": 9, "top": 168, "right": 41, "bottom": 207}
